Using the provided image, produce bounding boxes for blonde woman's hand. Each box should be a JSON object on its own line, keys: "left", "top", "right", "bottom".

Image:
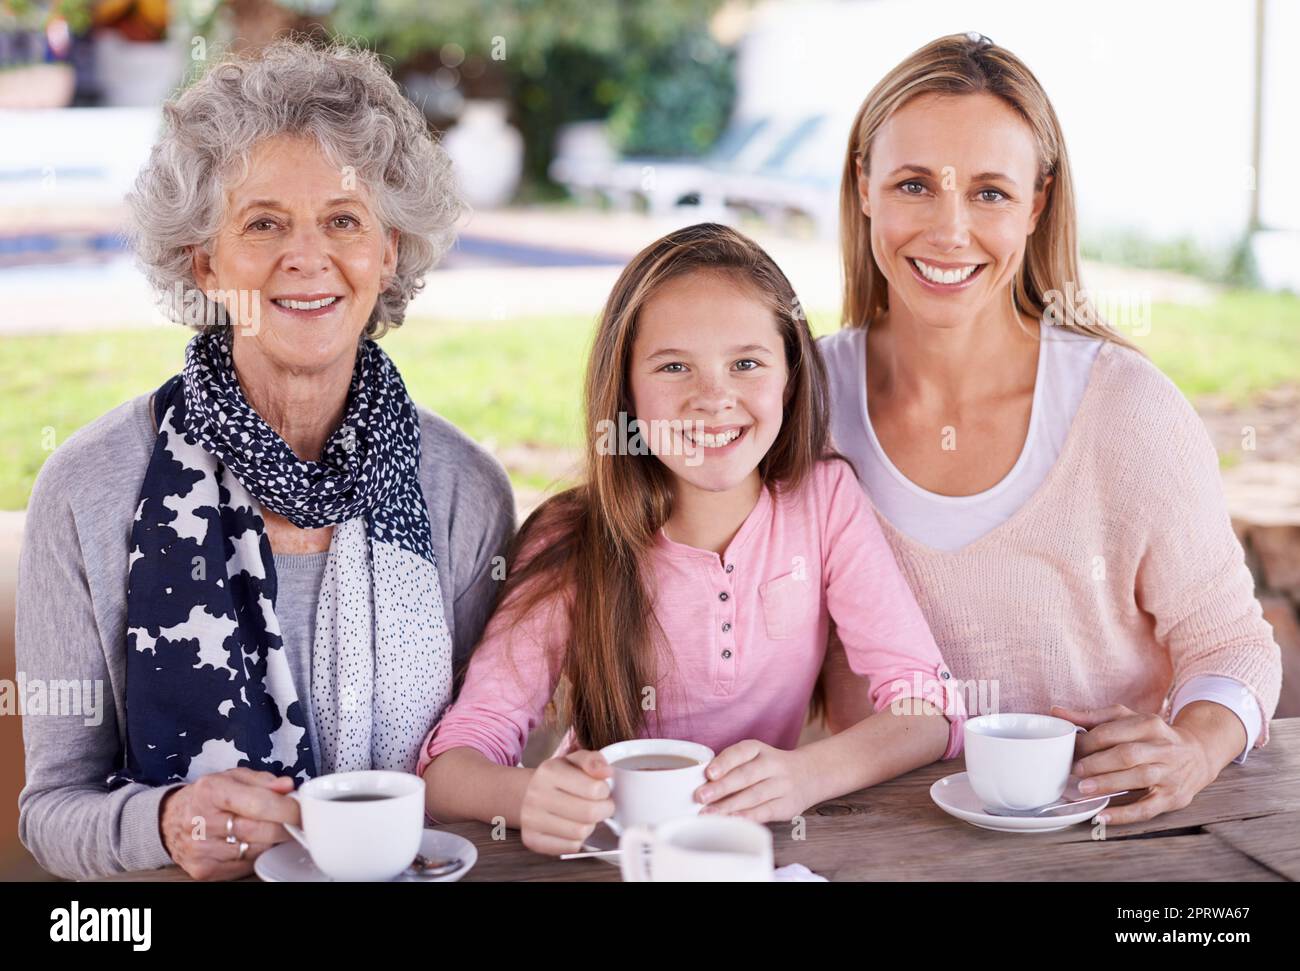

{"left": 1051, "top": 703, "right": 1224, "bottom": 825}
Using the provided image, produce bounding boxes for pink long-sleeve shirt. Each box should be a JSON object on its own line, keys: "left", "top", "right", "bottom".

{"left": 416, "top": 458, "right": 966, "bottom": 776}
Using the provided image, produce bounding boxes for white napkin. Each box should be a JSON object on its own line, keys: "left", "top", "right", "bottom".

{"left": 774, "top": 863, "right": 827, "bottom": 882}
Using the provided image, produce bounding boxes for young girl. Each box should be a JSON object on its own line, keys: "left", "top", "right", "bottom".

{"left": 418, "top": 223, "right": 966, "bottom": 856}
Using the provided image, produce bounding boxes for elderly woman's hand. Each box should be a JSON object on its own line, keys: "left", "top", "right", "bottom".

{"left": 159, "top": 767, "right": 300, "bottom": 880}
{"left": 1050, "top": 703, "right": 1229, "bottom": 826}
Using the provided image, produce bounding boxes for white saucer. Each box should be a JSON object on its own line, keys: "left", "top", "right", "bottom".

{"left": 255, "top": 828, "right": 477, "bottom": 882}
{"left": 929, "top": 773, "right": 1110, "bottom": 833}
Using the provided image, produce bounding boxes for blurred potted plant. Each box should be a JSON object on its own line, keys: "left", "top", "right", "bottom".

{"left": 441, "top": 97, "right": 524, "bottom": 208}
{"left": 332, "top": 0, "right": 735, "bottom": 202}
{"left": 216, "top": 0, "right": 333, "bottom": 53}
{"left": 94, "top": 0, "right": 166, "bottom": 40}
{"left": 0, "top": 0, "right": 88, "bottom": 107}
{"left": 92, "top": 0, "right": 185, "bottom": 105}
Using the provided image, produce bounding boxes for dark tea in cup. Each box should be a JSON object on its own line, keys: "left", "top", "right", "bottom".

{"left": 612, "top": 754, "right": 701, "bottom": 772}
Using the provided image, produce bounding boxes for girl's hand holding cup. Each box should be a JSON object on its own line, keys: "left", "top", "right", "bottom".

{"left": 696, "top": 739, "right": 814, "bottom": 823}
{"left": 519, "top": 750, "right": 615, "bottom": 856}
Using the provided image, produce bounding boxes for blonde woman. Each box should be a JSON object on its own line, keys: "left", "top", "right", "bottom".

{"left": 817, "top": 32, "right": 1280, "bottom": 826}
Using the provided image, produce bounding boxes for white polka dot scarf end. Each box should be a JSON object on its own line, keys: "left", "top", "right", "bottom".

{"left": 111, "top": 330, "right": 453, "bottom": 787}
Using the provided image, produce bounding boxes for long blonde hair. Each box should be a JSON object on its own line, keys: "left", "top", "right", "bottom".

{"left": 839, "top": 32, "right": 1137, "bottom": 350}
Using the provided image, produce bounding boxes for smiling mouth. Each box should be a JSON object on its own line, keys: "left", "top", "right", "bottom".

{"left": 907, "top": 258, "right": 986, "bottom": 287}
{"left": 271, "top": 296, "right": 341, "bottom": 311}
{"left": 683, "top": 426, "right": 747, "bottom": 449}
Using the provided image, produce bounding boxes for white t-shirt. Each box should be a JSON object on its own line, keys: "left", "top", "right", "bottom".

{"left": 817, "top": 324, "right": 1260, "bottom": 761}
{"left": 819, "top": 324, "right": 1101, "bottom": 552}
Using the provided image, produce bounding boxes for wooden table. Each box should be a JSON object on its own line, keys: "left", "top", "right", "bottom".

{"left": 99, "top": 718, "right": 1300, "bottom": 882}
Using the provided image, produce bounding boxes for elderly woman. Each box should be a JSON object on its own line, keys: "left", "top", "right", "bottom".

{"left": 16, "top": 41, "right": 515, "bottom": 880}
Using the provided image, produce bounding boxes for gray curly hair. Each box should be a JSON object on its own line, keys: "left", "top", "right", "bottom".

{"left": 128, "top": 39, "right": 464, "bottom": 338}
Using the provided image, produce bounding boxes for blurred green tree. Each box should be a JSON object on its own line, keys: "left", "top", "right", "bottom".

{"left": 331, "top": 0, "right": 736, "bottom": 195}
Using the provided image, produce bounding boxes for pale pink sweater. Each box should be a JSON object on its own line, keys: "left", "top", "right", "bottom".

{"left": 826, "top": 340, "right": 1282, "bottom": 747}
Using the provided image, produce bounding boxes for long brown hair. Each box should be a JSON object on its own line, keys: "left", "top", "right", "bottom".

{"left": 491, "top": 223, "right": 834, "bottom": 750}
{"left": 839, "top": 32, "right": 1138, "bottom": 350}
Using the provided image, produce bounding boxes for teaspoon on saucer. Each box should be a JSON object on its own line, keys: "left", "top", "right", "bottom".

{"left": 559, "top": 848, "right": 622, "bottom": 860}
{"left": 983, "top": 790, "right": 1129, "bottom": 818}
{"left": 405, "top": 853, "right": 467, "bottom": 878}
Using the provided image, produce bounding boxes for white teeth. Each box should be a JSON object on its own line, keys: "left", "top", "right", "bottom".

{"left": 686, "top": 428, "right": 742, "bottom": 448}
{"left": 274, "top": 296, "right": 339, "bottom": 311}
{"left": 912, "top": 259, "right": 979, "bottom": 285}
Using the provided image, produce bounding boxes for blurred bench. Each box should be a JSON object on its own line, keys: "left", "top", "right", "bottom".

{"left": 550, "top": 116, "right": 771, "bottom": 215}
{"left": 718, "top": 112, "right": 850, "bottom": 238}
{"left": 549, "top": 112, "right": 851, "bottom": 238}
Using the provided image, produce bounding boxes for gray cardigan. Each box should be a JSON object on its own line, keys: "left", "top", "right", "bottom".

{"left": 16, "top": 392, "right": 516, "bottom": 880}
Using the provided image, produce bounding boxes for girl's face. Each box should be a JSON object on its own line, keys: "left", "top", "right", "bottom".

{"left": 628, "top": 271, "right": 789, "bottom": 496}
{"left": 856, "top": 91, "right": 1051, "bottom": 329}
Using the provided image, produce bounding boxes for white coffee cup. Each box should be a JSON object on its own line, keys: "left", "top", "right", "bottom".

{"left": 284, "top": 770, "right": 425, "bottom": 881}
{"left": 598, "top": 739, "right": 713, "bottom": 834}
{"left": 619, "top": 814, "right": 774, "bottom": 882}
{"left": 964, "top": 713, "right": 1085, "bottom": 812}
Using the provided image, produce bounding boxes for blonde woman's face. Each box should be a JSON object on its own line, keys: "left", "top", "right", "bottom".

{"left": 628, "top": 271, "right": 788, "bottom": 495}
{"left": 856, "top": 92, "right": 1051, "bottom": 329}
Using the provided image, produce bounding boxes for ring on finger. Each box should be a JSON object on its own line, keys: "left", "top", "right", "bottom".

{"left": 237, "top": 841, "right": 249, "bottom": 861}
{"left": 225, "top": 814, "right": 238, "bottom": 845}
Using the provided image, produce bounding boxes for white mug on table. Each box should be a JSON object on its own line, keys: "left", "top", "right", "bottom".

{"left": 283, "top": 769, "right": 425, "bottom": 881}
{"left": 597, "top": 738, "right": 714, "bottom": 833}
{"left": 964, "top": 712, "right": 1086, "bottom": 811}
{"left": 619, "top": 814, "right": 774, "bottom": 882}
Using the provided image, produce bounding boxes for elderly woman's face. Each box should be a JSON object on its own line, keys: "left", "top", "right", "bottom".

{"left": 193, "top": 134, "right": 397, "bottom": 376}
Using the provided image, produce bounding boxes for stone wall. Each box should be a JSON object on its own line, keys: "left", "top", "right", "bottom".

{"left": 1224, "top": 462, "right": 1300, "bottom": 717}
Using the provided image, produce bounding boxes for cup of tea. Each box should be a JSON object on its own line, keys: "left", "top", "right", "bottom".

{"left": 283, "top": 770, "right": 425, "bottom": 881}
{"left": 964, "top": 713, "right": 1085, "bottom": 812}
{"left": 598, "top": 739, "right": 714, "bottom": 834}
{"left": 619, "top": 814, "right": 774, "bottom": 882}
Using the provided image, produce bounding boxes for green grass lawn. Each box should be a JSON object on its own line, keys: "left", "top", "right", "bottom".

{"left": 1133, "top": 291, "right": 1300, "bottom": 399}
{"left": 1, "top": 290, "right": 1298, "bottom": 510}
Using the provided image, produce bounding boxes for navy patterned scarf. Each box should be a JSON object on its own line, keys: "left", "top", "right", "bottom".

{"left": 110, "top": 330, "right": 454, "bottom": 788}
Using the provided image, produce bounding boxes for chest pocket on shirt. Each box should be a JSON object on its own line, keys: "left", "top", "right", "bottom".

{"left": 759, "top": 570, "right": 816, "bottom": 640}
